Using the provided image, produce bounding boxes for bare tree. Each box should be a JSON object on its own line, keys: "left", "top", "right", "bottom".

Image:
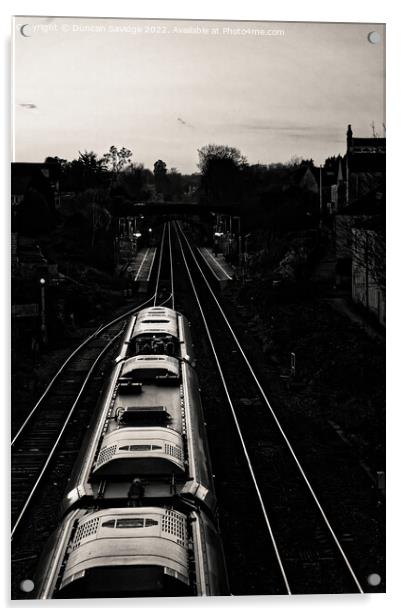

{"left": 352, "top": 221, "right": 385, "bottom": 309}
{"left": 103, "top": 146, "right": 133, "bottom": 178}
{"left": 76, "top": 189, "right": 112, "bottom": 248}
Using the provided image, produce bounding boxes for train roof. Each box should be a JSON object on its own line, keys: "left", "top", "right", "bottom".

{"left": 60, "top": 507, "right": 190, "bottom": 592}
{"left": 93, "top": 426, "right": 185, "bottom": 475}
{"left": 132, "top": 306, "right": 179, "bottom": 339}
{"left": 121, "top": 354, "right": 180, "bottom": 377}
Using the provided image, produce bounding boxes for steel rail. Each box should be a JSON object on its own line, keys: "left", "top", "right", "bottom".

{"left": 174, "top": 222, "right": 291, "bottom": 595}
{"left": 176, "top": 221, "right": 364, "bottom": 594}
{"left": 168, "top": 222, "right": 175, "bottom": 310}
{"left": 156, "top": 222, "right": 176, "bottom": 309}
{"left": 153, "top": 222, "right": 167, "bottom": 306}
{"left": 11, "top": 329, "right": 123, "bottom": 539}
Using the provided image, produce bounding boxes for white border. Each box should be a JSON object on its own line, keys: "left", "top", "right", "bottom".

{"left": 2, "top": 1, "right": 399, "bottom": 614}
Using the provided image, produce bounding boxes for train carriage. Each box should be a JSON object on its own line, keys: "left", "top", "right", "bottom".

{"left": 36, "top": 506, "right": 227, "bottom": 598}
{"left": 62, "top": 353, "right": 215, "bottom": 514}
{"left": 116, "top": 306, "right": 195, "bottom": 364}
{"left": 34, "top": 307, "right": 228, "bottom": 598}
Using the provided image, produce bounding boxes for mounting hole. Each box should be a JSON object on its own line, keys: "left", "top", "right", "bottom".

{"left": 20, "top": 579, "right": 35, "bottom": 593}
{"left": 367, "top": 573, "right": 381, "bottom": 586}
{"left": 368, "top": 31, "right": 381, "bottom": 44}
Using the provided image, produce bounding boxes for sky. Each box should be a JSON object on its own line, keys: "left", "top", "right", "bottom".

{"left": 12, "top": 16, "right": 385, "bottom": 174}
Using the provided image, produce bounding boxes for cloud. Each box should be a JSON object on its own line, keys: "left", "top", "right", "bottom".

{"left": 243, "top": 124, "right": 311, "bottom": 132}
{"left": 240, "top": 121, "right": 344, "bottom": 142}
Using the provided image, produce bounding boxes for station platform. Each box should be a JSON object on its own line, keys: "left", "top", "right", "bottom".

{"left": 123, "top": 247, "right": 157, "bottom": 290}
{"left": 197, "top": 247, "right": 234, "bottom": 286}
{"left": 133, "top": 247, "right": 157, "bottom": 282}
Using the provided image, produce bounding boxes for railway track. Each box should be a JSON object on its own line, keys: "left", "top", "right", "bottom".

{"left": 12, "top": 216, "right": 367, "bottom": 597}
{"left": 11, "top": 326, "right": 123, "bottom": 598}
{"left": 173, "top": 221, "right": 364, "bottom": 595}
{"left": 154, "top": 221, "right": 175, "bottom": 308}
{"left": 12, "top": 223, "right": 171, "bottom": 452}
{"left": 11, "top": 225, "right": 175, "bottom": 597}
{"left": 11, "top": 325, "right": 123, "bottom": 535}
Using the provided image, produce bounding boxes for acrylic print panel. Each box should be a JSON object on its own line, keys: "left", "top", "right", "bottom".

{"left": 11, "top": 16, "right": 385, "bottom": 599}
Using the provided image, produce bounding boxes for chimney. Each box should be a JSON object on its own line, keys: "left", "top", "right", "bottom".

{"left": 337, "top": 156, "right": 344, "bottom": 183}
{"left": 346, "top": 125, "right": 353, "bottom": 206}
{"left": 347, "top": 124, "right": 353, "bottom": 150}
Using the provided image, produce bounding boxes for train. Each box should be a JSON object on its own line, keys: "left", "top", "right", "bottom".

{"left": 34, "top": 306, "right": 228, "bottom": 598}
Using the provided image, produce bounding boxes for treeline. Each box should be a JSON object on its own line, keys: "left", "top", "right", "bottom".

{"left": 16, "top": 143, "right": 338, "bottom": 263}
{"left": 44, "top": 143, "right": 343, "bottom": 213}
{"left": 198, "top": 145, "right": 328, "bottom": 234}
{"left": 46, "top": 147, "right": 200, "bottom": 204}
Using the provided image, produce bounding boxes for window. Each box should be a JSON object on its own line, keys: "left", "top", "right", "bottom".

{"left": 145, "top": 519, "right": 158, "bottom": 527}
{"left": 101, "top": 518, "right": 158, "bottom": 529}
{"left": 118, "top": 444, "right": 163, "bottom": 452}
{"left": 116, "top": 519, "right": 144, "bottom": 528}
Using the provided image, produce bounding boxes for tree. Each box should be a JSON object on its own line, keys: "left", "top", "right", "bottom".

{"left": 197, "top": 144, "right": 247, "bottom": 175}
{"left": 166, "top": 168, "right": 183, "bottom": 200}
{"left": 103, "top": 146, "right": 133, "bottom": 178}
{"left": 117, "top": 163, "right": 153, "bottom": 203}
{"left": 197, "top": 144, "right": 248, "bottom": 204}
{"left": 45, "top": 155, "right": 68, "bottom": 170}
{"left": 153, "top": 160, "right": 168, "bottom": 196}
{"left": 75, "top": 189, "right": 112, "bottom": 248}
{"left": 68, "top": 150, "right": 108, "bottom": 190}
{"left": 352, "top": 219, "right": 385, "bottom": 295}
{"left": 78, "top": 150, "right": 106, "bottom": 173}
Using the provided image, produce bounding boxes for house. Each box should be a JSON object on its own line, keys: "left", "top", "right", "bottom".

{"left": 11, "top": 162, "right": 60, "bottom": 211}
{"left": 333, "top": 124, "right": 385, "bottom": 302}
{"left": 335, "top": 187, "right": 385, "bottom": 325}
{"left": 11, "top": 162, "right": 60, "bottom": 274}
{"left": 345, "top": 124, "right": 385, "bottom": 205}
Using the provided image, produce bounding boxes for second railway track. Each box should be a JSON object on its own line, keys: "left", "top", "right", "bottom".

{"left": 173, "top": 221, "right": 363, "bottom": 595}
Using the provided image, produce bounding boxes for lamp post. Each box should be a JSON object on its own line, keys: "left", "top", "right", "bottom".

{"left": 39, "top": 278, "right": 47, "bottom": 345}
{"left": 244, "top": 233, "right": 251, "bottom": 279}
{"left": 133, "top": 231, "right": 142, "bottom": 255}
{"left": 214, "top": 231, "right": 223, "bottom": 255}
{"left": 319, "top": 165, "right": 323, "bottom": 229}
{"left": 244, "top": 233, "right": 251, "bottom": 258}
{"left": 233, "top": 216, "right": 242, "bottom": 265}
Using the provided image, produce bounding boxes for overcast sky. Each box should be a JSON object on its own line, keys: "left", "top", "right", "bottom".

{"left": 13, "top": 17, "right": 385, "bottom": 173}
